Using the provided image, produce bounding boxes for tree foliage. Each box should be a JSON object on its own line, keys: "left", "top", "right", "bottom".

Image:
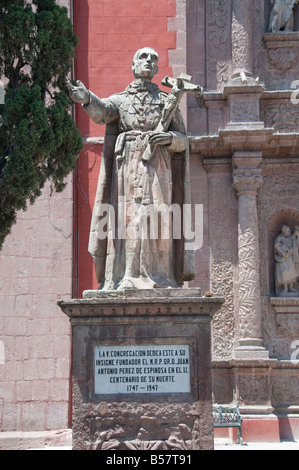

{"left": 0, "top": 0, "right": 82, "bottom": 249}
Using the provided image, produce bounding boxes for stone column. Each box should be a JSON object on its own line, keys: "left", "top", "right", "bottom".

{"left": 231, "top": 0, "right": 253, "bottom": 81}
{"left": 223, "top": 1, "right": 265, "bottom": 131}
{"left": 233, "top": 152, "right": 269, "bottom": 359}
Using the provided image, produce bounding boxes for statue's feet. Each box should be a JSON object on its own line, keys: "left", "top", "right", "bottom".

{"left": 117, "top": 276, "right": 159, "bottom": 290}
{"left": 282, "top": 285, "right": 288, "bottom": 294}
{"left": 117, "top": 278, "right": 135, "bottom": 290}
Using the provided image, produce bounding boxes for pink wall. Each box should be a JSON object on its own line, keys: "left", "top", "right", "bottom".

{"left": 0, "top": 179, "right": 73, "bottom": 432}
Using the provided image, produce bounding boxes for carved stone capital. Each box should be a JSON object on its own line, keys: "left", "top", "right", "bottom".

{"left": 233, "top": 169, "right": 263, "bottom": 195}
{"left": 233, "top": 151, "right": 263, "bottom": 195}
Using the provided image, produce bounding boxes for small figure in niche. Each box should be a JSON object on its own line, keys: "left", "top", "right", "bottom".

{"left": 274, "top": 225, "right": 299, "bottom": 296}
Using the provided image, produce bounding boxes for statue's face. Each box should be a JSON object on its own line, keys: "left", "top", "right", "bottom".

{"left": 282, "top": 225, "right": 291, "bottom": 237}
{"left": 132, "top": 48, "right": 159, "bottom": 80}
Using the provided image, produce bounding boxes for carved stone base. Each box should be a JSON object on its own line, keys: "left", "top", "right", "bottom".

{"left": 58, "top": 289, "right": 224, "bottom": 451}
{"left": 212, "top": 358, "right": 299, "bottom": 442}
{"left": 233, "top": 338, "right": 270, "bottom": 360}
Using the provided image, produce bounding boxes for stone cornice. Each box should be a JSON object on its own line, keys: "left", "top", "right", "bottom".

{"left": 82, "top": 133, "right": 299, "bottom": 160}
{"left": 212, "top": 358, "right": 299, "bottom": 369}
{"left": 189, "top": 130, "right": 299, "bottom": 158}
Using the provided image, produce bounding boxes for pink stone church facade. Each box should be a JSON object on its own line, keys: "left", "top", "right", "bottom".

{"left": 0, "top": 0, "right": 299, "bottom": 448}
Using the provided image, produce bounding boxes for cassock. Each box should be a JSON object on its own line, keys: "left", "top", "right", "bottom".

{"left": 83, "top": 78, "right": 195, "bottom": 290}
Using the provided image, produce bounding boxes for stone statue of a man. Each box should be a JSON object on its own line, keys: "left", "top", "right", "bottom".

{"left": 269, "top": 0, "right": 299, "bottom": 32}
{"left": 68, "top": 48, "right": 196, "bottom": 291}
{"left": 274, "top": 225, "right": 298, "bottom": 295}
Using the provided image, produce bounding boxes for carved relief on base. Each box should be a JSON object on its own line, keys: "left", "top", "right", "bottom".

{"left": 272, "top": 375, "right": 299, "bottom": 407}
{"left": 238, "top": 374, "right": 270, "bottom": 405}
{"left": 83, "top": 402, "right": 204, "bottom": 451}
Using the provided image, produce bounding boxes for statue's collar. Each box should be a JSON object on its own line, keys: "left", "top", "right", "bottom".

{"left": 126, "top": 79, "right": 159, "bottom": 94}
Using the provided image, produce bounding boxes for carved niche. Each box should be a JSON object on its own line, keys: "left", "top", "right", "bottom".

{"left": 258, "top": 173, "right": 299, "bottom": 358}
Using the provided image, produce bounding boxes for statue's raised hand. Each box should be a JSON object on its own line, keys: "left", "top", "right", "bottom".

{"left": 67, "top": 80, "right": 90, "bottom": 105}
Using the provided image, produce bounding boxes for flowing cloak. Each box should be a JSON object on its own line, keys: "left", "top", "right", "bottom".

{"left": 269, "top": 0, "right": 297, "bottom": 31}
{"left": 83, "top": 80, "right": 195, "bottom": 289}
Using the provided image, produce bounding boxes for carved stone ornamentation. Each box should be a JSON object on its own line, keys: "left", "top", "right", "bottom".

{"left": 239, "top": 375, "right": 270, "bottom": 404}
{"left": 264, "top": 32, "right": 299, "bottom": 78}
{"left": 233, "top": 170, "right": 263, "bottom": 194}
{"left": 268, "top": 46, "right": 298, "bottom": 70}
{"left": 85, "top": 412, "right": 199, "bottom": 451}
{"left": 208, "top": 171, "right": 237, "bottom": 359}
{"left": 206, "top": 0, "right": 231, "bottom": 90}
{"left": 230, "top": 101, "right": 260, "bottom": 122}
{"left": 232, "top": 153, "right": 269, "bottom": 359}
{"left": 261, "top": 102, "right": 299, "bottom": 132}
{"left": 276, "top": 314, "right": 299, "bottom": 335}
{"left": 231, "top": 0, "right": 254, "bottom": 79}
{"left": 272, "top": 376, "right": 299, "bottom": 405}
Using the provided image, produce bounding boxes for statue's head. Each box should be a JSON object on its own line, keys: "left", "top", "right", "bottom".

{"left": 132, "top": 47, "right": 159, "bottom": 80}
{"left": 281, "top": 225, "right": 291, "bottom": 237}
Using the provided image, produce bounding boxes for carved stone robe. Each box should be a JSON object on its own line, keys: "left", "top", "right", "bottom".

{"left": 269, "top": 0, "right": 297, "bottom": 32}
{"left": 275, "top": 232, "right": 297, "bottom": 287}
{"left": 83, "top": 79, "right": 195, "bottom": 290}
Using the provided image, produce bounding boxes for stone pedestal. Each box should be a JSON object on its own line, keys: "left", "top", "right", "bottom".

{"left": 58, "top": 289, "right": 224, "bottom": 451}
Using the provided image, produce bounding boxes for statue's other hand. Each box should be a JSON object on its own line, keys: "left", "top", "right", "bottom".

{"left": 67, "top": 80, "right": 90, "bottom": 105}
{"left": 149, "top": 132, "right": 173, "bottom": 147}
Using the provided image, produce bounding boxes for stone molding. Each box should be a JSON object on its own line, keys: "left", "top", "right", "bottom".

{"left": 58, "top": 289, "right": 225, "bottom": 324}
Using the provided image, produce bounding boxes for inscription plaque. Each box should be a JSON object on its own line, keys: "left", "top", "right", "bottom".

{"left": 94, "top": 344, "right": 191, "bottom": 395}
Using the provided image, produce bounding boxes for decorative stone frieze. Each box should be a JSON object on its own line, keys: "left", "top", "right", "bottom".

{"left": 264, "top": 32, "right": 299, "bottom": 72}
{"left": 271, "top": 298, "right": 299, "bottom": 337}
